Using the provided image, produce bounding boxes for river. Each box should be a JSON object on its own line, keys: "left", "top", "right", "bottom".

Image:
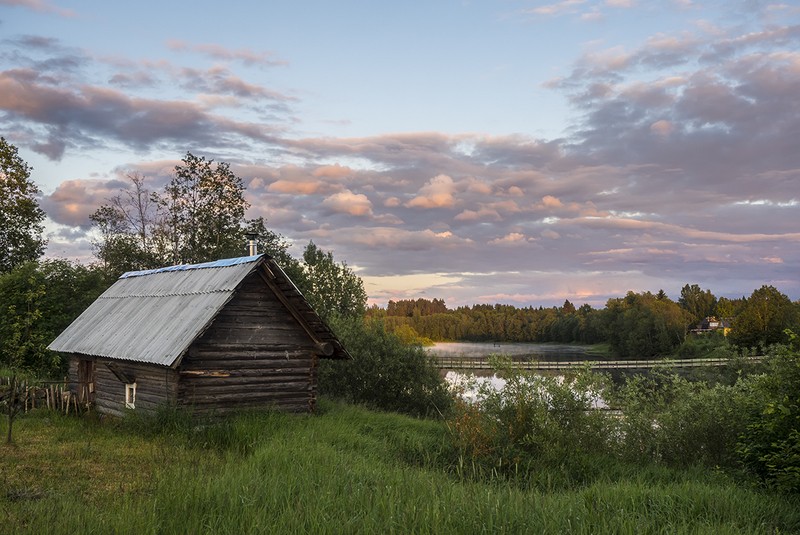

{"left": 428, "top": 342, "right": 609, "bottom": 409}
{"left": 426, "top": 341, "right": 592, "bottom": 362}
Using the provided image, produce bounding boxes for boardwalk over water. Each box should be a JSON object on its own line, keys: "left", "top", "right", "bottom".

{"left": 433, "top": 355, "right": 764, "bottom": 371}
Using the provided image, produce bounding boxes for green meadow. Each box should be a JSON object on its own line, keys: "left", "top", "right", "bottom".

{"left": 2, "top": 401, "right": 798, "bottom": 535}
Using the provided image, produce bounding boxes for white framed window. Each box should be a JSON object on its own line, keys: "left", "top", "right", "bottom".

{"left": 125, "top": 382, "right": 137, "bottom": 409}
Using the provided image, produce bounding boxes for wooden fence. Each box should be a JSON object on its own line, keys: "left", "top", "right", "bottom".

{"left": 0, "top": 377, "right": 89, "bottom": 415}
{"left": 433, "top": 355, "right": 765, "bottom": 371}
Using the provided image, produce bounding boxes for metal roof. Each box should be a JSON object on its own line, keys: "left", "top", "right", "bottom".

{"left": 48, "top": 256, "right": 263, "bottom": 367}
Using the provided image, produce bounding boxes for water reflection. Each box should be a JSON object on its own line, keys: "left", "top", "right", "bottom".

{"left": 427, "top": 342, "right": 590, "bottom": 362}
{"left": 444, "top": 370, "right": 609, "bottom": 410}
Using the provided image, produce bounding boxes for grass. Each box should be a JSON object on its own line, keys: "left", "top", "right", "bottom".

{"left": 1, "top": 401, "right": 798, "bottom": 534}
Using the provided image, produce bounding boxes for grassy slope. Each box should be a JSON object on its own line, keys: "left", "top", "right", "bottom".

{"left": 1, "top": 402, "right": 798, "bottom": 534}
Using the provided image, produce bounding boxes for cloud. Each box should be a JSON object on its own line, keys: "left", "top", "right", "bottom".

{"left": 321, "top": 190, "right": 373, "bottom": 217}
{"left": 6, "top": 4, "right": 799, "bottom": 307}
{"left": 1, "top": 0, "right": 75, "bottom": 17}
{"left": 166, "top": 40, "right": 288, "bottom": 67}
{"left": 335, "top": 227, "right": 473, "bottom": 252}
{"left": 489, "top": 232, "right": 531, "bottom": 246}
{"left": 541, "top": 195, "right": 564, "bottom": 208}
{"left": 406, "top": 174, "right": 457, "bottom": 209}
{"left": 40, "top": 178, "right": 125, "bottom": 228}
{"left": 0, "top": 68, "right": 284, "bottom": 159}
{"left": 541, "top": 229, "right": 561, "bottom": 239}
{"left": 268, "top": 180, "right": 325, "bottom": 195}
{"left": 525, "top": 0, "right": 587, "bottom": 16}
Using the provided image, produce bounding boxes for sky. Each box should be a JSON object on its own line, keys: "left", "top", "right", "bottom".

{"left": 1, "top": 0, "right": 799, "bottom": 308}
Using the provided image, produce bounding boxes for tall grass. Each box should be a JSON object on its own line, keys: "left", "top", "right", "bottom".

{"left": 2, "top": 401, "right": 798, "bottom": 534}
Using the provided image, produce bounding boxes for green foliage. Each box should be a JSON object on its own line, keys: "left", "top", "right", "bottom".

{"left": 738, "top": 338, "right": 800, "bottom": 493}
{"left": 245, "top": 216, "right": 303, "bottom": 280}
{"left": 372, "top": 300, "right": 608, "bottom": 345}
{"left": 604, "top": 291, "right": 690, "bottom": 358}
{"left": 0, "top": 263, "right": 53, "bottom": 372}
{"left": 0, "top": 260, "right": 108, "bottom": 375}
{"left": 7, "top": 402, "right": 800, "bottom": 534}
{"left": 0, "top": 138, "right": 46, "bottom": 273}
{"left": 159, "top": 153, "right": 248, "bottom": 264}
{"left": 729, "top": 285, "right": 797, "bottom": 349}
{"left": 1, "top": 375, "right": 28, "bottom": 443}
{"left": 673, "top": 330, "right": 729, "bottom": 358}
{"left": 449, "top": 359, "right": 613, "bottom": 483}
{"left": 300, "top": 241, "right": 367, "bottom": 321}
{"left": 318, "top": 318, "right": 451, "bottom": 417}
{"left": 679, "top": 284, "right": 717, "bottom": 328}
{"left": 90, "top": 156, "right": 268, "bottom": 278}
{"left": 613, "top": 371, "right": 759, "bottom": 468}
{"left": 387, "top": 298, "right": 448, "bottom": 317}
{"left": 607, "top": 340, "right": 800, "bottom": 493}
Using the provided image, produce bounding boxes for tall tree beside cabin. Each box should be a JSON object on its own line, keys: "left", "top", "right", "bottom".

{"left": 0, "top": 137, "right": 46, "bottom": 274}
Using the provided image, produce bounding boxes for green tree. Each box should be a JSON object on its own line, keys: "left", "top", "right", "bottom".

{"left": 738, "top": 338, "right": 800, "bottom": 492}
{"left": 157, "top": 153, "right": 249, "bottom": 264}
{"left": 715, "top": 296, "right": 745, "bottom": 319}
{"left": 318, "top": 318, "right": 451, "bottom": 417}
{"left": 0, "top": 260, "right": 108, "bottom": 375}
{"left": 604, "top": 292, "right": 689, "bottom": 358}
{"left": 0, "top": 268, "right": 50, "bottom": 371}
{"left": 678, "top": 284, "right": 717, "bottom": 328}
{"left": 91, "top": 155, "right": 264, "bottom": 276}
{"left": 0, "top": 138, "right": 46, "bottom": 273}
{"left": 300, "top": 241, "right": 367, "bottom": 321}
{"left": 730, "top": 286, "right": 797, "bottom": 349}
{"left": 90, "top": 173, "right": 161, "bottom": 276}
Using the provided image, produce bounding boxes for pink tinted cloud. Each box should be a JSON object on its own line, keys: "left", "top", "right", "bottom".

{"left": 312, "top": 164, "right": 354, "bottom": 178}
{"left": 342, "top": 227, "right": 473, "bottom": 251}
{"left": 1, "top": 0, "right": 75, "bottom": 17}
{"left": 321, "top": 190, "right": 373, "bottom": 217}
{"left": 489, "top": 232, "right": 531, "bottom": 246}
{"left": 268, "top": 180, "right": 326, "bottom": 195}
{"left": 406, "top": 174, "right": 457, "bottom": 209}
{"left": 166, "top": 40, "right": 287, "bottom": 67}
{"left": 40, "top": 178, "right": 125, "bottom": 228}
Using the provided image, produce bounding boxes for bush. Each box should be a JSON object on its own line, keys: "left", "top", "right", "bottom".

{"left": 448, "top": 358, "right": 614, "bottom": 484}
{"left": 673, "top": 331, "right": 728, "bottom": 358}
{"left": 738, "top": 339, "right": 800, "bottom": 493}
{"left": 318, "top": 317, "right": 452, "bottom": 417}
{"left": 613, "top": 370, "right": 758, "bottom": 468}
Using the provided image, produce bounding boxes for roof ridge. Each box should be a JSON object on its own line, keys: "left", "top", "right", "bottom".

{"left": 119, "top": 255, "right": 263, "bottom": 279}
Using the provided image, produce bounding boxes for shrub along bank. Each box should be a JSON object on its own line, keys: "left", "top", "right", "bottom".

{"left": 447, "top": 339, "right": 800, "bottom": 495}
{"left": 2, "top": 400, "right": 798, "bottom": 534}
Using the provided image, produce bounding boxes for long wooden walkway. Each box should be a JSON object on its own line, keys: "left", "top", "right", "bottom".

{"left": 433, "top": 355, "right": 764, "bottom": 371}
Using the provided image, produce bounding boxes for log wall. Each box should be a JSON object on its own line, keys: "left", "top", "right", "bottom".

{"left": 69, "top": 355, "right": 178, "bottom": 418}
{"left": 178, "top": 272, "right": 320, "bottom": 413}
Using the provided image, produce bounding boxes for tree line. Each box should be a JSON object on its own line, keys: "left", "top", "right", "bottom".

{"left": 371, "top": 283, "right": 800, "bottom": 357}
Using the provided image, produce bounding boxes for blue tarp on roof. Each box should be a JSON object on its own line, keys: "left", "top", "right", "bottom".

{"left": 119, "top": 255, "right": 263, "bottom": 279}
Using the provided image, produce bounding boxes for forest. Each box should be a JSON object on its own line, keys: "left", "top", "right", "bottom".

{"left": 373, "top": 283, "right": 800, "bottom": 359}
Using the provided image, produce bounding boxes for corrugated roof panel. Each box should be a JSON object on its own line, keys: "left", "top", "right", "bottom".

{"left": 48, "top": 257, "right": 261, "bottom": 366}
{"left": 48, "top": 253, "right": 351, "bottom": 364}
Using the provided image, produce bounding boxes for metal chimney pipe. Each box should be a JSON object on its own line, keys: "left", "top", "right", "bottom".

{"left": 245, "top": 232, "right": 258, "bottom": 256}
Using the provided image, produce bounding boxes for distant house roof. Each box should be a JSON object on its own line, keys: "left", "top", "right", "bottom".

{"left": 48, "top": 255, "right": 349, "bottom": 366}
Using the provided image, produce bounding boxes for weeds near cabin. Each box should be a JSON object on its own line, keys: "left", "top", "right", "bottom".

{"left": 3, "top": 400, "right": 799, "bottom": 534}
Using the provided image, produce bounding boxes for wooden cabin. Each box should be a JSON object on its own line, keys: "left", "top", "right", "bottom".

{"left": 48, "top": 255, "right": 349, "bottom": 417}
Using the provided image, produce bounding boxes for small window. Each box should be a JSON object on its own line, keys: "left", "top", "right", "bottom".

{"left": 125, "top": 383, "right": 137, "bottom": 409}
